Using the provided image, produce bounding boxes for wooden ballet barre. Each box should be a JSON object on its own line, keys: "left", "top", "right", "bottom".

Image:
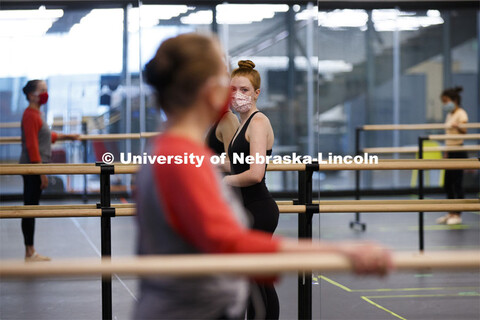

{"left": 318, "top": 203, "right": 480, "bottom": 213}
{"left": 0, "top": 132, "right": 162, "bottom": 144}
{"left": 1, "top": 159, "right": 479, "bottom": 176}
{"left": 0, "top": 203, "right": 135, "bottom": 211}
{"left": 0, "top": 206, "right": 304, "bottom": 218}
{"left": 78, "top": 133, "right": 141, "bottom": 141}
{"left": 362, "top": 123, "right": 480, "bottom": 131}
{"left": 318, "top": 159, "right": 480, "bottom": 170}
{"left": 0, "top": 164, "right": 101, "bottom": 175}
{"left": 0, "top": 120, "right": 84, "bottom": 129}
{"left": 428, "top": 134, "right": 480, "bottom": 140}
{"left": 363, "top": 145, "right": 480, "bottom": 154}
{"left": 2, "top": 202, "right": 479, "bottom": 219}
{"left": 0, "top": 208, "right": 135, "bottom": 219}
{"left": 141, "top": 132, "right": 160, "bottom": 139}
{"left": 0, "top": 122, "right": 21, "bottom": 129}
{"left": 113, "top": 163, "right": 309, "bottom": 174}
{"left": 275, "top": 199, "right": 480, "bottom": 206}
{"left": 0, "top": 136, "right": 21, "bottom": 144}
{"left": 3, "top": 199, "right": 477, "bottom": 212}
{"left": 1, "top": 251, "right": 479, "bottom": 278}
{"left": 114, "top": 159, "right": 480, "bottom": 173}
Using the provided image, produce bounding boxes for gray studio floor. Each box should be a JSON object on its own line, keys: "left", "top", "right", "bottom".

{"left": 1, "top": 195, "right": 479, "bottom": 320}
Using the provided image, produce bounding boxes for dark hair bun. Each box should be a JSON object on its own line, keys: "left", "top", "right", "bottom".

{"left": 22, "top": 80, "right": 41, "bottom": 100}
{"left": 238, "top": 60, "right": 255, "bottom": 70}
{"left": 453, "top": 86, "right": 463, "bottom": 93}
{"left": 144, "top": 51, "right": 173, "bottom": 90}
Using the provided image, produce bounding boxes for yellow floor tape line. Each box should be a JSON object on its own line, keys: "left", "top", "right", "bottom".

{"left": 361, "top": 296, "right": 407, "bottom": 320}
{"left": 318, "top": 275, "right": 352, "bottom": 292}
{"left": 351, "top": 286, "right": 479, "bottom": 292}
{"left": 365, "top": 293, "right": 480, "bottom": 299}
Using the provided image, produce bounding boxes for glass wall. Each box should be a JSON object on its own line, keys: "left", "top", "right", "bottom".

{"left": 0, "top": 2, "right": 478, "bottom": 196}
{"left": 314, "top": 5, "right": 479, "bottom": 192}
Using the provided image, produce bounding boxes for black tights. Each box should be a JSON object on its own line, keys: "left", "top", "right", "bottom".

{"left": 22, "top": 175, "right": 42, "bottom": 246}
{"left": 444, "top": 151, "right": 467, "bottom": 215}
{"left": 247, "top": 283, "right": 279, "bottom": 320}
{"left": 244, "top": 198, "right": 280, "bottom": 320}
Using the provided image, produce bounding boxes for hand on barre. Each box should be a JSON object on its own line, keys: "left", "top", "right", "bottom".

{"left": 279, "top": 239, "right": 393, "bottom": 276}
{"left": 337, "top": 241, "right": 393, "bottom": 276}
{"left": 57, "top": 133, "right": 80, "bottom": 141}
{"left": 40, "top": 175, "right": 48, "bottom": 190}
{"left": 451, "top": 122, "right": 468, "bottom": 134}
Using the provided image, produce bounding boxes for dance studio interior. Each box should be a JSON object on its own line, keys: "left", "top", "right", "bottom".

{"left": 0, "top": 1, "right": 479, "bottom": 319}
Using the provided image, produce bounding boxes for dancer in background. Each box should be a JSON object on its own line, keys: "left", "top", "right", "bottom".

{"left": 437, "top": 86, "right": 469, "bottom": 225}
{"left": 224, "top": 60, "right": 280, "bottom": 319}
{"left": 20, "top": 79, "right": 79, "bottom": 261}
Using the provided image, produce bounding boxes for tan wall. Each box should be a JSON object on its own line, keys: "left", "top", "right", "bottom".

{"left": 408, "top": 60, "right": 460, "bottom": 123}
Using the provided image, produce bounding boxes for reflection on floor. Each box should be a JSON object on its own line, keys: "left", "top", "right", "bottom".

{"left": 1, "top": 195, "right": 479, "bottom": 320}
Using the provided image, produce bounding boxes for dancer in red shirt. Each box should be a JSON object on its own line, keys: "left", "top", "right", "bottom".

{"left": 134, "top": 33, "right": 393, "bottom": 320}
{"left": 20, "top": 80, "right": 78, "bottom": 261}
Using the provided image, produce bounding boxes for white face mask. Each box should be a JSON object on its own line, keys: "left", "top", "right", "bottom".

{"left": 231, "top": 91, "right": 253, "bottom": 113}
{"left": 443, "top": 101, "right": 455, "bottom": 113}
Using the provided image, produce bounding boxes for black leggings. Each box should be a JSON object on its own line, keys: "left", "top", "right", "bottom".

{"left": 244, "top": 198, "right": 280, "bottom": 320}
{"left": 22, "top": 175, "right": 42, "bottom": 246}
{"left": 444, "top": 151, "right": 467, "bottom": 214}
{"left": 247, "top": 282, "right": 279, "bottom": 320}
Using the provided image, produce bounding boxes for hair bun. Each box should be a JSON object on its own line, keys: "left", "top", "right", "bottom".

{"left": 238, "top": 60, "right": 255, "bottom": 70}
{"left": 453, "top": 86, "right": 463, "bottom": 93}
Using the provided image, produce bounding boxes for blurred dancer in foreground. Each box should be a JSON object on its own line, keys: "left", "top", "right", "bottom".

{"left": 134, "top": 33, "right": 393, "bottom": 320}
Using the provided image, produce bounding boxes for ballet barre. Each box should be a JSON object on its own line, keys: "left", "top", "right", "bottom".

{"left": 1, "top": 200, "right": 479, "bottom": 218}
{"left": 3, "top": 199, "right": 478, "bottom": 210}
{"left": 6, "top": 131, "right": 478, "bottom": 145}
{"left": 1, "top": 251, "right": 479, "bottom": 278}
{"left": 276, "top": 199, "right": 480, "bottom": 205}
{"left": 0, "top": 132, "right": 162, "bottom": 144}
{"left": 361, "top": 123, "right": 480, "bottom": 131}
{"left": 353, "top": 123, "right": 480, "bottom": 231}
{"left": 363, "top": 145, "right": 480, "bottom": 154}
{"left": 99, "top": 159, "right": 480, "bottom": 172}
{"left": 0, "top": 122, "right": 21, "bottom": 129}
{"left": 3, "top": 159, "right": 478, "bottom": 176}
{"left": 0, "top": 207, "right": 135, "bottom": 218}
{"left": 428, "top": 133, "right": 480, "bottom": 140}
{"left": 2, "top": 159, "right": 478, "bottom": 320}
{"left": 4, "top": 122, "right": 479, "bottom": 131}
{"left": 0, "top": 120, "right": 85, "bottom": 129}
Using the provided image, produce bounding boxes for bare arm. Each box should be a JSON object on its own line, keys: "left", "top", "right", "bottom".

{"left": 217, "top": 111, "right": 240, "bottom": 157}
{"left": 217, "top": 112, "right": 239, "bottom": 172}
{"left": 279, "top": 239, "right": 393, "bottom": 276}
{"left": 57, "top": 133, "right": 80, "bottom": 141}
{"left": 452, "top": 121, "right": 467, "bottom": 134}
{"left": 224, "top": 117, "right": 268, "bottom": 187}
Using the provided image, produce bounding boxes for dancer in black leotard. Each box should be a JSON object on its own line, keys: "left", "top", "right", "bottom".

{"left": 224, "top": 60, "right": 280, "bottom": 319}
{"left": 228, "top": 111, "right": 279, "bottom": 233}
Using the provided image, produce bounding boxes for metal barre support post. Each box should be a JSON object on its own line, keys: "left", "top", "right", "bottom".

{"left": 297, "top": 164, "right": 317, "bottom": 320}
{"left": 82, "top": 122, "right": 88, "bottom": 204}
{"left": 96, "top": 162, "right": 114, "bottom": 320}
{"left": 418, "top": 137, "right": 427, "bottom": 252}
{"left": 351, "top": 127, "right": 366, "bottom": 231}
